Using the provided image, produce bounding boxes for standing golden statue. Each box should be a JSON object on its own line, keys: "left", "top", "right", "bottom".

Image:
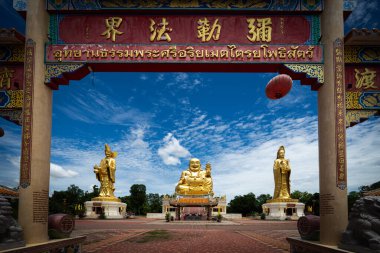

{"left": 175, "top": 158, "right": 213, "bottom": 195}
{"left": 273, "top": 146, "right": 291, "bottom": 200}
{"left": 92, "top": 144, "right": 119, "bottom": 202}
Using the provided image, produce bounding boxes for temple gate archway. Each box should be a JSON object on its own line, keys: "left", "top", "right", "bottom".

{"left": 11, "top": 0, "right": 351, "bottom": 248}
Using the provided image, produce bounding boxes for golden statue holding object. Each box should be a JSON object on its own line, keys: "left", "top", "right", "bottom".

{"left": 175, "top": 158, "right": 213, "bottom": 195}
{"left": 272, "top": 146, "right": 294, "bottom": 201}
{"left": 92, "top": 144, "right": 120, "bottom": 202}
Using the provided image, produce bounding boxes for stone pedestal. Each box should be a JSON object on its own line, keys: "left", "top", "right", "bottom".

{"left": 262, "top": 201, "right": 305, "bottom": 220}
{"left": 84, "top": 201, "right": 126, "bottom": 219}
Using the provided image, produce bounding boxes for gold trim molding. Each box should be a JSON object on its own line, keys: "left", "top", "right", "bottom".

{"left": 346, "top": 110, "right": 378, "bottom": 127}
{"left": 45, "top": 64, "right": 84, "bottom": 84}
{"left": 266, "top": 198, "right": 299, "bottom": 203}
{"left": 284, "top": 64, "right": 324, "bottom": 84}
{"left": 4, "top": 90, "right": 23, "bottom": 109}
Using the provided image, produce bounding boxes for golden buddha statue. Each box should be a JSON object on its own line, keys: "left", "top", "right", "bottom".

{"left": 273, "top": 146, "right": 291, "bottom": 200}
{"left": 92, "top": 144, "right": 120, "bottom": 202}
{"left": 175, "top": 158, "right": 213, "bottom": 195}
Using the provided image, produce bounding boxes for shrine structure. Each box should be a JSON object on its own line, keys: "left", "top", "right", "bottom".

{"left": 0, "top": 0, "right": 379, "bottom": 251}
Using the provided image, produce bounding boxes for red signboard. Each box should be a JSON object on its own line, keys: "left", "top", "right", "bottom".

{"left": 333, "top": 38, "right": 347, "bottom": 190}
{"left": 52, "top": 15, "right": 317, "bottom": 45}
{"left": 20, "top": 39, "right": 35, "bottom": 189}
{"left": 46, "top": 44, "right": 322, "bottom": 63}
{"left": 345, "top": 65, "right": 380, "bottom": 92}
{"left": 0, "top": 66, "right": 24, "bottom": 90}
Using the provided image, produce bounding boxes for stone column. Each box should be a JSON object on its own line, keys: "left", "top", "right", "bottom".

{"left": 18, "top": 0, "right": 51, "bottom": 244}
{"left": 318, "top": 0, "right": 348, "bottom": 245}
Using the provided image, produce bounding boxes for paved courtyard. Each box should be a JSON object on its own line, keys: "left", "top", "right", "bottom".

{"left": 72, "top": 218, "right": 299, "bottom": 253}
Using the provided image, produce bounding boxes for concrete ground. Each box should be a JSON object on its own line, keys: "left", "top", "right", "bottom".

{"left": 72, "top": 218, "right": 299, "bottom": 253}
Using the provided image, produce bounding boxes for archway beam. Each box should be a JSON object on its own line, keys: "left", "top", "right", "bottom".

{"left": 45, "top": 63, "right": 324, "bottom": 90}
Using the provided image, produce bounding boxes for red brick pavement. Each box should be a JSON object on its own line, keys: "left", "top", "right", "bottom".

{"left": 73, "top": 219, "right": 298, "bottom": 253}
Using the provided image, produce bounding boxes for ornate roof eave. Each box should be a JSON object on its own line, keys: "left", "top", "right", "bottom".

{"left": 0, "top": 185, "right": 19, "bottom": 198}
{"left": 344, "top": 28, "right": 380, "bottom": 46}
{"left": 0, "top": 28, "right": 25, "bottom": 45}
{"left": 363, "top": 188, "right": 380, "bottom": 196}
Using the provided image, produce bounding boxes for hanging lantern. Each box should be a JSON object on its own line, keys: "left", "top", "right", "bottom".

{"left": 265, "top": 74, "right": 293, "bottom": 99}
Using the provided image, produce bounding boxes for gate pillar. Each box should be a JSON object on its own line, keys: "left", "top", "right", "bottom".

{"left": 319, "top": 0, "right": 348, "bottom": 245}
{"left": 18, "top": 0, "right": 52, "bottom": 244}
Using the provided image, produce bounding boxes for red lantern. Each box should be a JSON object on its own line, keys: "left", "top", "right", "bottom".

{"left": 0, "top": 128, "right": 4, "bottom": 137}
{"left": 265, "top": 74, "right": 293, "bottom": 99}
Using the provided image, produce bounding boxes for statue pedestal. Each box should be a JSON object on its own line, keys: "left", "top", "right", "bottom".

{"left": 84, "top": 201, "right": 126, "bottom": 219}
{"left": 262, "top": 200, "right": 305, "bottom": 220}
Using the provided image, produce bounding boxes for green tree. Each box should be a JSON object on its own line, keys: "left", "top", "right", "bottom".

{"left": 311, "top": 193, "right": 320, "bottom": 215}
{"left": 146, "top": 193, "right": 162, "bottom": 213}
{"left": 49, "top": 184, "right": 84, "bottom": 215}
{"left": 49, "top": 190, "right": 67, "bottom": 214}
{"left": 227, "top": 193, "right": 256, "bottom": 216}
{"left": 291, "top": 190, "right": 313, "bottom": 206}
{"left": 129, "top": 184, "right": 147, "bottom": 215}
{"left": 82, "top": 185, "right": 100, "bottom": 202}
{"left": 369, "top": 181, "right": 380, "bottom": 190}
{"left": 255, "top": 194, "right": 272, "bottom": 213}
{"left": 347, "top": 191, "right": 360, "bottom": 213}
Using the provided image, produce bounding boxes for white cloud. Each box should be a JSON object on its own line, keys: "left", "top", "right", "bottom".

{"left": 50, "top": 163, "right": 79, "bottom": 178}
{"left": 346, "top": 118, "right": 380, "bottom": 191}
{"left": 158, "top": 133, "right": 191, "bottom": 165}
{"left": 56, "top": 85, "right": 153, "bottom": 126}
{"left": 165, "top": 73, "right": 205, "bottom": 90}
{"left": 157, "top": 74, "right": 165, "bottom": 81}
{"left": 175, "top": 73, "right": 189, "bottom": 82}
{"left": 2, "top": 113, "right": 379, "bottom": 201}
{"left": 210, "top": 116, "right": 320, "bottom": 200}
{"left": 140, "top": 74, "right": 148, "bottom": 80}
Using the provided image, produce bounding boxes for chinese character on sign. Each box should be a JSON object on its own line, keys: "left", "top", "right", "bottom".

{"left": 101, "top": 17, "right": 124, "bottom": 42}
{"left": 149, "top": 18, "right": 173, "bottom": 42}
{"left": 246, "top": 18, "right": 272, "bottom": 42}
{"left": 335, "top": 48, "right": 343, "bottom": 56}
{"left": 355, "top": 68, "right": 377, "bottom": 89}
{"left": 197, "top": 18, "right": 221, "bottom": 42}
{"left": 0, "top": 67, "right": 15, "bottom": 89}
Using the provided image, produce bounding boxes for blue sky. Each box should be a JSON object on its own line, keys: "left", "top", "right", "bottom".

{"left": 0, "top": 0, "right": 379, "bottom": 200}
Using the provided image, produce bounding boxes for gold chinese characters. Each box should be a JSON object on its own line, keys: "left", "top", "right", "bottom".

{"left": 355, "top": 68, "right": 377, "bottom": 89}
{"left": 0, "top": 67, "right": 15, "bottom": 89}
{"left": 100, "top": 16, "right": 272, "bottom": 43}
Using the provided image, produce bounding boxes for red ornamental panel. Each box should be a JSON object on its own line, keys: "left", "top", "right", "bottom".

{"left": 20, "top": 39, "right": 35, "bottom": 189}
{"left": 54, "top": 15, "right": 314, "bottom": 45}
{"left": 0, "top": 66, "right": 24, "bottom": 91}
{"left": 46, "top": 44, "right": 322, "bottom": 64}
{"left": 345, "top": 65, "right": 380, "bottom": 92}
{"left": 333, "top": 38, "right": 347, "bottom": 190}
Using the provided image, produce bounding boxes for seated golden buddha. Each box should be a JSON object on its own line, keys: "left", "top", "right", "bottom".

{"left": 175, "top": 158, "right": 213, "bottom": 195}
